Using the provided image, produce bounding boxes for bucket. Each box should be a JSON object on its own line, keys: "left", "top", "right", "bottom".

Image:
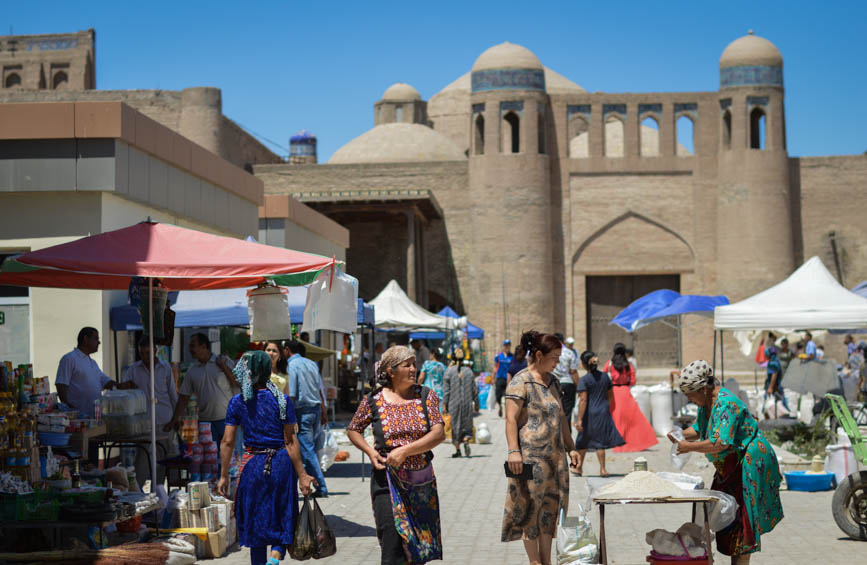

{"left": 825, "top": 444, "right": 858, "bottom": 485}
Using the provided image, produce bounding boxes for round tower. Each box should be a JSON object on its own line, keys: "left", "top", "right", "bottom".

{"left": 716, "top": 32, "right": 794, "bottom": 297}
{"left": 178, "top": 87, "right": 223, "bottom": 157}
{"left": 468, "top": 42, "right": 553, "bottom": 341}
{"left": 374, "top": 83, "right": 427, "bottom": 126}
{"left": 289, "top": 130, "right": 318, "bottom": 164}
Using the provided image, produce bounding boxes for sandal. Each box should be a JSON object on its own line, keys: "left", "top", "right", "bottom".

{"left": 463, "top": 442, "right": 471, "bottom": 457}
{"left": 451, "top": 451, "right": 462, "bottom": 458}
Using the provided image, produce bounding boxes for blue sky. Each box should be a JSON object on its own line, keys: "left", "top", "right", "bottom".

{"left": 5, "top": 1, "right": 866, "bottom": 161}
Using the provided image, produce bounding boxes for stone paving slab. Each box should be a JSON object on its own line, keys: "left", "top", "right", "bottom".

{"left": 206, "top": 410, "right": 863, "bottom": 564}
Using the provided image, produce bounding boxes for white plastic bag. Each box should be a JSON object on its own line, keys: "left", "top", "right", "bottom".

{"left": 668, "top": 427, "right": 691, "bottom": 470}
{"left": 487, "top": 386, "right": 497, "bottom": 410}
{"left": 302, "top": 267, "right": 359, "bottom": 335}
{"left": 248, "top": 285, "right": 291, "bottom": 341}
{"left": 476, "top": 422, "right": 492, "bottom": 444}
{"left": 317, "top": 429, "right": 339, "bottom": 472}
{"left": 556, "top": 505, "right": 598, "bottom": 564}
{"left": 693, "top": 489, "right": 738, "bottom": 531}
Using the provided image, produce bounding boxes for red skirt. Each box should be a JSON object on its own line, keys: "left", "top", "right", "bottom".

{"left": 611, "top": 386, "right": 658, "bottom": 453}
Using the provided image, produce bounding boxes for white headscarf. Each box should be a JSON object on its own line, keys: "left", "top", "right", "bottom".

{"left": 678, "top": 359, "right": 715, "bottom": 393}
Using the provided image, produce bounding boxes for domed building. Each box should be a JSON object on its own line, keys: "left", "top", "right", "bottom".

{"left": 256, "top": 34, "right": 867, "bottom": 369}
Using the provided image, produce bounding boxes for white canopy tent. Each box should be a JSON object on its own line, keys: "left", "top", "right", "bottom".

{"left": 714, "top": 256, "right": 867, "bottom": 330}
{"left": 369, "top": 280, "right": 464, "bottom": 330}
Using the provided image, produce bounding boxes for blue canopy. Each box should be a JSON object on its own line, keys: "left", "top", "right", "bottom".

{"left": 854, "top": 281, "right": 867, "bottom": 298}
{"left": 610, "top": 290, "right": 729, "bottom": 332}
{"left": 409, "top": 306, "right": 484, "bottom": 340}
{"left": 111, "top": 287, "right": 374, "bottom": 331}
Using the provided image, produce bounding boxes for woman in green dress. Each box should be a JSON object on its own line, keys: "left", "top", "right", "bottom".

{"left": 672, "top": 360, "right": 783, "bottom": 564}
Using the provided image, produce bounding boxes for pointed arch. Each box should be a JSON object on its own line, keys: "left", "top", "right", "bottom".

{"left": 503, "top": 111, "right": 520, "bottom": 154}
{"left": 474, "top": 113, "right": 485, "bottom": 155}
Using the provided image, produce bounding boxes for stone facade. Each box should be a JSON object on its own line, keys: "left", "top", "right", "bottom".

{"left": 0, "top": 30, "right": 95, "bottom": 90}
{"left": 260, "top": 37, "right": 867, "bottom": 369}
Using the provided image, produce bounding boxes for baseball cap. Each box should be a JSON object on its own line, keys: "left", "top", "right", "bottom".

{"left": 565, "top": 337, "right": 575, "bottom": 345}
{"left": 503, "top": 339, "right": 512, "bottom": 345}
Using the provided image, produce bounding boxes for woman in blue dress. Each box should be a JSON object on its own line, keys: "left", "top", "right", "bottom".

{"left": 574, "top": 350, "right": 625, "bottom": 476}
{"left": 217, "top": 350, "right": 316, "bottom": 565}
{"left": 418, "top": 348, "right": 446, "bottom": 402}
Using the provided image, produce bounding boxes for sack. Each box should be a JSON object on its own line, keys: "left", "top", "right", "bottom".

{"left": 289, "top": 496, "right": 315, "bottom": 560}
{"left": 442, "top": 413, "right": 452, "bottom": 441}
{"left": 248, "top": 285, "right": 291, "bottom": 341}
{"left": 556, "top": 506, "right": 598, "bottom": 564}
{"left": 386, "top": 466, "right": 443, "bottom": 563}
{"left": 476, "top": 422, "right": 492, "bottom": 444}
{"left": 302, "top": 267, "right": 359, "bottom": 335}
{"left": 317, "top": 429, "right": 339, "bottom": 472}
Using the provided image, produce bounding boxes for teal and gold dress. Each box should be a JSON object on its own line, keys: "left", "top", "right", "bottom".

{"left": 692, "top": 388, "right": 784, "bottom": 556}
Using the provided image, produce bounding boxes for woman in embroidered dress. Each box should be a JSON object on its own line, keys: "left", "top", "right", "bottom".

{"left": 347, "top": 345, "right": 446, "bottom": 564}
{"left": 217, "top": 350, "right": 315, "bottom": 565}
{"left": 418, "top": 348, "right": 446, "bottom": 402}
{"left": 503, "top": 331, "right": 581, "bottom": 565}
{"left": 602, "top": 342, "right": 657, "bottom": 453}
{"left": 672, "top": 360, "right": 784, "bottom": 564}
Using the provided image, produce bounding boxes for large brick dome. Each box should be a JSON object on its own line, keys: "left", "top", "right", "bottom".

{"left": 719, "top": 32, "right": 783, "bottom": 69}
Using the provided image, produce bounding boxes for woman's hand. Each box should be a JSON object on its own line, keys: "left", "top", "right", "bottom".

{"left": 574, "top": 420, "right": 583, "bottom": 433}
{"left": 507, "top": 450, "right": 523, "bottom": 476}
{"left": 676, "top": 440, "right": 692, "bottom": 455}
{"left": 216, "top": 476, "right": 229, "bottom": 497}
{"left": 568, "top": 450, "right": 580, "bottom": 469}
{"left": 386, "top": 446, "right": 408, "bottom": 468}
{"left": 298, "top": 473, "right": 317, "bottom": 496}
{"left": 370, "top": 451, "right": 388, "bottom": 470}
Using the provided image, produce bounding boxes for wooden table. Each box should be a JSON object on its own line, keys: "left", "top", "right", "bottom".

{"left": 68, "top": 423, "right": 107, "bottom": 454}
{"left": 594, "top": 495, "right": 718, "bottom": 565}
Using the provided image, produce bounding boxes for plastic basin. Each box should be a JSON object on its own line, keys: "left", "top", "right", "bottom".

{"left": 784, "top": 471, "right": 835, "bottom": 492}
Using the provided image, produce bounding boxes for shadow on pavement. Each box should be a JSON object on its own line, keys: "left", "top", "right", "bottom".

{"left": 325, "top": 462, "right": 366, "bottom": 478}
{"left": 326, "top": 514, "right": 377, "bottom": 537}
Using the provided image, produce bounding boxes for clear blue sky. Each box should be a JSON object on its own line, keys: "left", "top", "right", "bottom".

{"left": 6, "top": 1, "right": 866, "bottom": 161}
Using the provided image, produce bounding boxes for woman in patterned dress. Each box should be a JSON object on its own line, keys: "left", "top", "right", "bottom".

{"left": 443, "top": 359, "right": 478, "bottom": 457}
{"left": 503, "top": 331, "right": 581, "bottom": 565}
{"left": 418, "top": 348, "right": 446, "bottom": 402}
{"left": 347, "top": 345, "right": 446, "bottom": 564}
{"left": 672, "top": 360, "right": 784, "bottom": 565}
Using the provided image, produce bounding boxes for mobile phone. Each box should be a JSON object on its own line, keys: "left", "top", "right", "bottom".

{"left": 504, "top": 462, "right": 534, "bottom": 480}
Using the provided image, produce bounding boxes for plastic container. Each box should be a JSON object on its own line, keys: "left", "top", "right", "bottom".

{"left": 825, "top": 443, "right": 858, "bottom": 485}
{"left": 38, "top": 431, "right": 70, "bottom": 447}
{"left": 650, "top": 384, "right": 674, "bottom": 437}
{"left": 783, "top": 470, "right": 835, "bottom": 491}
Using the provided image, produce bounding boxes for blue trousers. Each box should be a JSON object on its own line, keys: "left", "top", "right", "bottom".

{"left": 296, "top": 407, "right": 327, "bottom": 495}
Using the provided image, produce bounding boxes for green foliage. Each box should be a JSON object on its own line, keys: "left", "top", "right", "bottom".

{"left": 220, "top": 327, "right": 250, "bottom": 360}
{"left": 765, "top": 411, "right": 833, "bottom": 459}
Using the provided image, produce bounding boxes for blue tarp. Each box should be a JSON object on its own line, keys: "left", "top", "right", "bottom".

{"left": 610, "top": 290, "right": 729, "bottom": 332}
{"left": 111, "top": 287, "right": 374, "bottom": 331}
{"left": 854, "top": 281, "right": 867, "bottom": 298}
{"left": 409, "top": 306, "right": 484, "bottom": 340}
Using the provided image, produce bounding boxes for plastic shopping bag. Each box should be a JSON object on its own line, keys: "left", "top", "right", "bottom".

{"left": 442, "top": 413, "right": 452, "bottom": 440}
{"left": 310, "top": 496, "right": 337, "bottom": 558}
{"left": 556, "top": 505, "right": 598, "bottom": 564}
{"left": 289, "top": 496, "right": 315, "bottom": 560}
{"left": 668, "top": 426, "right": 691, "bottom": 470}
{"left": 317, "top": 429, "right": 339, "bottom": 473}
{"left": 248, "top": 285, "right": 291, "bottom": 341}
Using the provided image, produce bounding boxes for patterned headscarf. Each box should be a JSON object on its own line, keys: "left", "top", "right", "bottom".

{"left": 374, "top": 345, "right": 416, "bottom": 384}
{"left": 678, "top": 359, "right": 715, "bottom": 393}
{"left": 233, "top": 350, "right": 287, "bottom": 420}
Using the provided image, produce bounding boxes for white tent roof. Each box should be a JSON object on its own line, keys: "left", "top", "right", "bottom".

{"left": 369, "top": 280, "right": 460, "bottom": 330}
{"left": 714, "top": 256, "right": 867, "bottom": 330}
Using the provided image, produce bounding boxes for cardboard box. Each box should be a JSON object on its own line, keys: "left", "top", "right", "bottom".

{"left": 211, "top": 500, "right": 234, "bottom": 529}
{"left": 226, "top": 517, "right": 237, "bottom": 547}
{"left": 204, "top": 526, "right": 227, "bottom": 558}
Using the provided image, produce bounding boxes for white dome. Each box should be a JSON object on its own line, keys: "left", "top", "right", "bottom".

{"left": 720, "top": 32, "right": 782, "bottom": 68}
{"left": 472, "top": 42, "right": 543, "bottom": 71}
{"left": 328, "top": 123, "right": 466, "bottom": 164}
{"left": 381, "top": 83, "right": 421, "bottom": 101}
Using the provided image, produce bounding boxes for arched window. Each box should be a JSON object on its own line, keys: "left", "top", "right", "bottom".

{"left": 52, "top": 71, "right": 68, "bottom": 90}
{"left": 750, "top": 107, "right": 766, "bottom": 149}
{"left": 567, "top": 115, "right": 589, "bottom": 158}
{"left": 503, "top": 111, "right": 520, "bottom": 154}
{"left": 604, "top": 116, "right": 624, "bottom": 158}
{"left": 676, "top": 115, "right": 694, "bottom": 156}
{"left": 474, "top": 114, "right": 485, "bottom": 155}
{"left": 5, "top": 73, "right": 21, "bottom": 88}
{"left": 395, "top": 105, "right": 403, "bottom": 122}
{"left": 722, "top": 110, "right": 732, "bottom": 150}
{"left": 537, "top": 111, "right": 546, "bottom": 154}
{"left": 640, "top": 116, "right": 659, "bottom": 157}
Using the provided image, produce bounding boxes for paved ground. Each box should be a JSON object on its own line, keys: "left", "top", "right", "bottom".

{"left": 207, "top": 410, "right": 864, "bottom": 564}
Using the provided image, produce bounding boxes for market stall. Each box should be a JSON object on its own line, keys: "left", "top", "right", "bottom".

{"left": 0, "top": 221, "right": 340, "bottom": 555}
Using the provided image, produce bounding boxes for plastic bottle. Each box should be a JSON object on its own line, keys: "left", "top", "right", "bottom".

{"left": 71, "top": 460, "right": 81, "bottom": 488}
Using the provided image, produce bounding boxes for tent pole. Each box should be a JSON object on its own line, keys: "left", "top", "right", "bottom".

{"left": 113, "top": 330, "right": 119, "bottom": 381}
{"left": 149, "top": 279, "right": 157, "bottom": 494}
{"left": 712, "top": 330, "right": 717, "bottom": 372}
{"left": 720, "top": 331, "right": 725, "bottom": 381}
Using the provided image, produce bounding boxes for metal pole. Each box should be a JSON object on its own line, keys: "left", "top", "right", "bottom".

{"left": 712, "top": 330, "right": 717, "bottom": 372}
{"left": 720, "top": 331, "right": 725, "bottom": 381}
{"left": 149, "top": 279, "right": 157, "bottom": 492}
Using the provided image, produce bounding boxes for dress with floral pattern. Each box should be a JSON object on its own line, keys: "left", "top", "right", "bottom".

{"left": 420, "top": 360, "right": 446, "bottom": 402}
{"left": 692, "top": 387, "right": 784, "bottom": 555}
{"left": 348, "top": 386, "right": 444, "bottom": 470}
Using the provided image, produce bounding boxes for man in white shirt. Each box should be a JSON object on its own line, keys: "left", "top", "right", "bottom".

{"left": 55, "top": 327, "right": 120, "bottom": 466}
{"left": 55, "top": 327, "right": 118, "bottom": 417}
{"left": 165, "top": 333, "right": 237, "bottom": 450}
{"left": 123, "top": 334, "right": 179, "bottom": 483}
{"left": 552, "top": 332, "right": 580, "bottom": 427}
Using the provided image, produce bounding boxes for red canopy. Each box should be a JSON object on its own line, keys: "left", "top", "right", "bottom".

{"left": 0, "top": 221, "right": 335, "bottom": 290}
